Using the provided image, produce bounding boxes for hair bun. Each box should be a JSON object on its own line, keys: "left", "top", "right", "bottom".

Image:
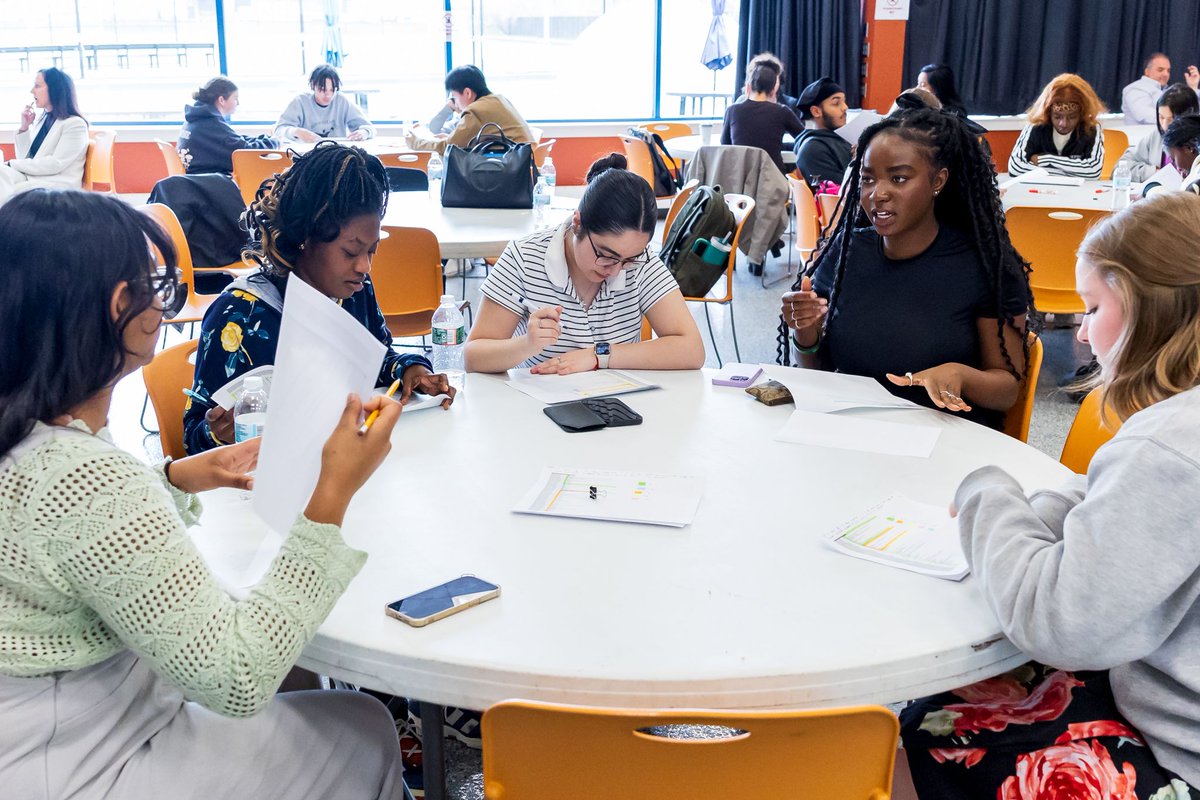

{"left": 586, "top": 152, "right": 628, "bottom": 183}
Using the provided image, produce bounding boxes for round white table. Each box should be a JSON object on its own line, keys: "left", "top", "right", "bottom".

{"left": 1002, "top": 178, "right": 1130, "bottom": 211}
{"left": 382, "top": 191, "right": 576, "bottom": 259}
{"left": 669, "top": 134, "right": 798, "bottom": 165}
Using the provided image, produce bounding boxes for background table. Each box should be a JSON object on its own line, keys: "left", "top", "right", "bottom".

{"left": 1002, "top": 178, "right": 1129, "bottom": 211}
{"left": 382, "top": 192, "right": 576, "bottom": 259}
{"left": 669, "top": 134, "right": 798, "bottom": 166}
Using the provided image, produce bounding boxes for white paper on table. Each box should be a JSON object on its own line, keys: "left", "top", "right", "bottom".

{"left": 836, "top": 110, "right": 884, "bottom": 144}
{"left": 826, "top": 494, "right": 968, "bottom": 580}
{"left": 370, "top": 388, "right": 451, "bottom": 414}
{"left": 506, "top": 368, "right": 659, "bottom": 405}
{"left": 766, "top": 369, "right": 920, "bottom": 413}
{"left": 1146, "top": 163, "right": 1183, "bottom": 192}
{"left": 513, "top": 467, "right": 704, "bottom": 528}
{"left": 252, "top": 274, "right": 387, "bottom": 534}
{"left": 775, "top": 408, "right": 941, "bottom": 457}
{"left": 997, "top": 167, "right": 1049, "bottom": 190}
{"left": 212, "top": 365, "right": 275, "bottom": 410}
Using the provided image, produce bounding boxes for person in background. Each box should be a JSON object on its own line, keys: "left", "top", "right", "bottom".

{"left": 889, "top": 87, "right": 942, "bottom": 114}
{"left": 0, "top": 189, "right": 407, "bottom": 800}
{"left": 722, "top": 62, "right": 804, "bottom": 174}
{"left": 1122, "top": 52, "right": 1200, "bottom": 124}
{"left": 184, "top": 143, "right": 453, "bottom": 454}
{"left": 178, "top": 76, "right": 278, "bottom": 175}
{"left": 405, "top": 65, "right": 533, "bottom": 155}
{"left": 465, "top": 153, "right": 704, "bottom": 374}
{"left": 793, "top": 76, "right": 852, "bottom": 190}
{"left": 733, "top": 52, "right": 801, "bottom": 111}
{"left": 1123, "top": 83, "right": 1200, "bottom": 181}
{"left": 1008, "top": 73, "right": 1106, "bottom": 179}
{"left": 273, "top": 64, "right": 374, "bottom": 143}
{"left": 1143, "top": 115, "right": 1200, "bottom": 196}
{"left": 902, "top": 191, "right": 1200, "bottom": 799}
{"left": 916, "top": 63, "right": 967, "bottom": 117}
{"left": 0, "top": 67, "right": 88, "bottom": 201}
{"left": 427, "top": 97, "right": 459, "bottom": 137}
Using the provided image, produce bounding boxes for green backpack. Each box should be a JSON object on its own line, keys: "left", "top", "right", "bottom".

{"left": 660, "top": 184, "right": 737, "bottom": 297}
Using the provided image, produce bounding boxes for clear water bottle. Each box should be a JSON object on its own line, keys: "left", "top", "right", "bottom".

{"left": 431, "top": 294, "right": 466, "bottom": 392}
{"left": 428, "top": 151, "right": 444, "bottom": 201}
{"left": 541, "top": 156, "right": 556, "bottom": 200}
{"left": 532, "top": 176, "right": 550, "bottom": 224}
{"left": 1112, "top": 160, "right": 1132, "bottom": 210}
{"left": 234, "top": 376, "right": 268, "bottom": 442}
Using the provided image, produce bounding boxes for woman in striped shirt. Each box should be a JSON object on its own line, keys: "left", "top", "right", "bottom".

{"left": 1007, "top": 73, "right": 1106, "bottom": 180}
{"left": 465, "top": 153, "right": 705, "bottom": 375}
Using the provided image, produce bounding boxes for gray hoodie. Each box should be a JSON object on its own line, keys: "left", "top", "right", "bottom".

{"left": 273, "top": 92, "right": 374, "bottom": 141}
{"left": 954, "top": 385, "right": 1200, "bottom": 786}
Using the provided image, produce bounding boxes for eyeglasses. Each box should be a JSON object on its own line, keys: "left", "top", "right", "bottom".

{"left": 151, "top": 267, "right": 186, "bottom": 319}
{"left": 586, "top": 231, "right": 650, "bottom": 269}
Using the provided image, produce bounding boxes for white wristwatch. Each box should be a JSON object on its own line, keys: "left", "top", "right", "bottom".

{"left": 595, "top": 341, "right": 611, "bottom": 369}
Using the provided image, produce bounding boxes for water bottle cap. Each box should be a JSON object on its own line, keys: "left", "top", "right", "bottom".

{"left": 440, "top": 294, "right": 454, "bottom": 304}
{"left": 244, "top": 376, "right": 263, "bottom": 392}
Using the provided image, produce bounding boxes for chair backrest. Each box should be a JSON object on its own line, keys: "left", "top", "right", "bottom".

{"left": 83, "top": 129, "right": 117, "bottom": 192}
{"left": 638, "top": 122, "right": 693, "bottom": 141}
{"left": 1005, "top": 206, "right": 1110, "bottom": 315}
{"left": 142, "top": 203, "right": 197, "bottom": 294}
{"left": 620, "top": 135, "right": 659, "bottom": 191}
{"left": 1002, "top": 334, "right": 1044, "bottom": 442}
{"left": 786, "top": 172, "right": 821, "bottom": 258}
{"left": 231, "top": 149, "right": 294, "bottom": 205}
{"left": 377, "top": 150, "right": 432, "bottom": 173}
{"left": 1100, "top": 128, "right": 1129, "bottom": 180}
{"left": 155, "top": 138, "right": 185, "bottom": 177}
{"left": 385, "top": 166, "right": 430, "bottom": 192}
{"left": 1060, "top": 386, "right": 1121, "bottom": 473}
{"left": 142, "top": 339, "right": 200, "bottom": 461}
{"left": 533, "top": 138, "right": 556, "bottom": 169}
{"left": 661, "top": 178, "right": 700, "bottom": 247}
{"left": 687, "top": 192, "right": 754, "bottom": 303}
{"left": 482, "top": 700, "right": 898, "bottom": 800}
{"left": 371, "top": 226, "right": 443, "bottom": 337}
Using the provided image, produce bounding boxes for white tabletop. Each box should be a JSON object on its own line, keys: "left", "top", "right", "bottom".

{"left": 191, "top": 367, "right": 1072, "bottom": 711}
{"left": 1002, "top": 178, "right": 1129, "bottom": 212}
{"left": 381, "top": 191, "right": 576, "bottom": 259}
{"left": 669, "top": 134, "right": 798, "bottom": 165}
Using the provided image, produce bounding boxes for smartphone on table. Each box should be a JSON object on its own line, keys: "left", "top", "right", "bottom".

{"left": 711, "top": 363, "right": 764, "bottom": 388}
{"left": 385, "top": 575, "right": 500, "bottom": 627}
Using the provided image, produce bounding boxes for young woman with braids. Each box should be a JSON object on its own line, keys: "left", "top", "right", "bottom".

{"left": 184, "top": 142, "right": 455, "bottom": 454}
{"left": 778, "top": 107, "right": 1033, "bottom": 430}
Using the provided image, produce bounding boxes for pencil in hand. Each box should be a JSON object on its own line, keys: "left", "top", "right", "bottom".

{"left": 358, "top": 379, "right": 401, "bottom": 435}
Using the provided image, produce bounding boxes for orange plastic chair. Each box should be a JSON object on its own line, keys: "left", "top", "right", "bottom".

{"left": 142, "top": 339, "right": 199, "bottom": 461}
{"left": 1060, "top": 387, "right": 1121, "bottom": 473}
{"left": 620, "top": 135, "right": 681, "bottom": 198}
{"left": 370, "top": 226, "right": 466, "bottom": 340}
{"left": 1002, "top": 334, "right": 1044, "bottom": 443}
{"left": 377, "top": 151, "right": 432, "bottom": 173}
{"left": 637, "top": 122, "right": 694, "bottom": 141}
{"left": 231, "top": 149, "right": 294, "bottom": 205}
{"left": 686, "top": 193, "right": 754, "bottom": 366}
{"left": 141, "top": 204, "right": 215, "bottom": 328}
{"left": 1100, "top": 128, "right": 1129, "bottom": 180}
{"left": 533, "top": 139, "right": 556, "bottom": 168}
{"left": 482, "top": 700, "right": 899, "bottom": 800}
{"left": 155, "top": 139, "right": 185, "bottom": 177}
{"left": 1005, "top": 206, "right": 1110, "bottom": 315}
{"left": 786, "top": 172, "right": 822, "bottom": 267}
{"left": 82, "top": 129, "right": 117, "bottom": 193}
{"left": 660, "top": 178, "right": 700, "bottom": 248}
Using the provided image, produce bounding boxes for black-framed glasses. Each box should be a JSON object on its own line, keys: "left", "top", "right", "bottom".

{"left": 587, "top": 231, "right": 650, "bottom": 269}
{"left": 151, "top": 266, "right": 186, "bottom": 319}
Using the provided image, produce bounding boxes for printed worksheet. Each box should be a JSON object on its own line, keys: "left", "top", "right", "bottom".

{"left": 827, "top": 494, "right": 969, "bottom": 580}
{"left": 514, "top": 467, "right": 703, "bottom": 527}
{"left": 506, "top": 368, "right": 660, "bottom": 405}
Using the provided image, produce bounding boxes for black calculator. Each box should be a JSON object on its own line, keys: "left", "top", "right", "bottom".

{"left": 580, "top": 397, "right": 643, "bottom": 427}
{"left": 543, "top": 397, "right": 643, "bottom": 432}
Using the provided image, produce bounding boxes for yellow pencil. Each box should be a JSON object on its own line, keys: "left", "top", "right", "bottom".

{"left": 358, "top": 379, "right": 401, "bottom": 435}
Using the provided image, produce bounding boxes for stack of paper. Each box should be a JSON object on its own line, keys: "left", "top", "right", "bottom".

{"left": 827, "top": 495, "right": 969, "bottom": 581}
{"left": 506, "top": 368, "right": 659, "bottom": 405}
{"left": 514, "top": 467, "right": 703, "bottom": 527}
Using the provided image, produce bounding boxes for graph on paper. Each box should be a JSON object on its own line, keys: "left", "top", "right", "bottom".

{"left": 514, "top": 468, "right": 703, "bottom": 527}
{"left": 827, "top": 495, "right": 969, "bottom": 580}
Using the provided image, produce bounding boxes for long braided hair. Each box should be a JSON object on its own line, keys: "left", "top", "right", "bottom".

{"left": 775, "top": 108, "right": 1034, "bottom": 379}
{"left": 242, "top": 141, "right": 389, "bottom": 276}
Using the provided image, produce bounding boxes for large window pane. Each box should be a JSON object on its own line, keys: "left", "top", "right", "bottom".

{"left": 659, "top": 0, "right": 741, "bottom": 119}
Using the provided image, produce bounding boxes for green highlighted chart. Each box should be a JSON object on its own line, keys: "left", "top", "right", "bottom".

{"left": 827, "top": 495, "right": 969, "bottom": 580}
{"left": 515, "top": 468, "right": 703, "bottom": 527}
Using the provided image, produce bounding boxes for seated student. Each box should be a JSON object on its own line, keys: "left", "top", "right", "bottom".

{"left": 1144, "top": 115, "right": 1200, "bottom": 196}
{"left": 273, "top": 64, "right": 374, "bottom": 143}
{"left": 916, "top": 63, "right": 967, "bottom": 117}
{"left": 184, "top": 143, "right": 454, "bottom": 454}
{"left": 178, "top": 76, "right": 278, "bottom": 175}
{"left": 1008, "top": 73, "right": 1106, "bottom": 179}
{"left": 0, "top": 67, "right": 88, "bottom": 201}
{"left": 0, "top": 189, "right": 407, "bottom": 799}
{"left": 465, "top": 153, "right": 704, "bottom": 374}
{"left": 901, "top": 191, "right": 1200, "bottom": 799}
{"left": 721, "top": 62, "right": 804, "bottom": 174}
{"left": 780, "top": 107, "right": 1032, "bottom": 430}
{"left": 1121, "top": 52, "right": 1190, "bottom": 125}
{"left": 733, "top": 52, "right": 801, "bottom": 112}
{"left": 405, "top": 65, "right": 533, "bottom": 155}
{"left": 1124, "top": 83, "right": 1200, "bottom": 181}
{"left": 793, "top": 76, "right": 852, "bottom": 190}
{"left": 889, "top": 87, "right": 941, "bottom": 114}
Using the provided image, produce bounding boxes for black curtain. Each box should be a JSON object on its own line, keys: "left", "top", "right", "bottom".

{"left": 736, "top": 0, "right": 863, "bottom": 107}
{"left": 904, "top": 0, "right": 1200, "bottom": 116}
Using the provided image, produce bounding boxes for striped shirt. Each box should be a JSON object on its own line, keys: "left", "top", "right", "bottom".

{"left": 1007, "top": 123, "right": 1105, "bottom": 179}
{"left": 481, "top": 221, "right": 680, "bottom": 367}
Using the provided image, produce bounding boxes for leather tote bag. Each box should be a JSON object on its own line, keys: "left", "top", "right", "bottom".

{"left": 441, "top": 123, "right": 537, "bottom": 209}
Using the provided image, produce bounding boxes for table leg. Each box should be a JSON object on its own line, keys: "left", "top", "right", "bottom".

{"left": 420, "top": 700, "right": 447, "bottom": 800}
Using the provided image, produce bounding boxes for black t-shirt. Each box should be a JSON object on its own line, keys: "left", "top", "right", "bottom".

{"left": 721, "top": 99, "right": 804, "bottom": 174}
{"left": 812, "top": 225, "right": 1028, "bottom": 428}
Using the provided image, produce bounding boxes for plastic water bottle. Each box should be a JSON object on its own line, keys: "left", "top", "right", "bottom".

{"left": 431, "top": 294, "right": 466, "bottom": 392}
{"left": 1112, "top": 160, "right": 1132, "bottom": 210}
{"left": 428, "top": 151, "right": 443, "bottom": 200}
{"left": 541, "top": 156, "right": 556, "bottom": 199}
{"left": 532, "top": 176, "right": 550, "bottom": 224}
{"left": 234, "top": 376, "right": 268, "bottom": 442}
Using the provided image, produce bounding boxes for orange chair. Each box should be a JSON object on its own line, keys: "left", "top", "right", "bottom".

{"left": 155, "top": 139, "right": 185, "bottom": 177}
{"left": 620, "top": 135, "right": 681, "bottom": 198}
{"left": 231, "top": 149, "right": 294, "bottom": 205}
{"left": 142, "top": 339, "right": 199, "bottom": 460}
{"left": 637, "top": 122, "right": 693, "bottom": 141}
{"left": 783, "top": 172, "right": 822, "bottom": 285}
{"left": 1060, "top": 387, "right": 1121, "bottom": 473}
{"left": 141, "top": 204, "right": 215, "bottom": 331}
{"left": 371, "top": 226, "right": 469, "bottom": 341}
{"left": 377, "top": 151, "right": 432, "bottom": 173}
{"left": 82, "top": 130, "right": 117, "bottom": 193}
{"left": 1100, "top": 129, "right": 1129, "bottom": 180}
{"left": 1005, "top": 206, "right": 1110, "bottom": 315}
{"left": 660, "top": 178, "right": 699, "bottom": 248}
{"left": 687, "top": 193, "right": 754, "bottom": 366}
{"left": 482, "top": 700, "right": 899, "bottom": 800}
{"left": 1002, "top": 335, "right": 1044, "bottom": 443}
{"left": 534, "top": 138, "right": 556, "bottom": 169}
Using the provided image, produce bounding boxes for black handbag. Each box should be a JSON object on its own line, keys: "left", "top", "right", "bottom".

{"left": 441, "top": 123, "right": 537, "bottom": 209}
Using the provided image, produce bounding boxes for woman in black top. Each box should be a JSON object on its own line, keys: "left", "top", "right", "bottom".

{"left": 778, "top": 108, "right": 1033, "bottom": 429}
{"left": 917, "top": 63, "right": 967, "bottom": 117}
{"left": 722, "top": 62, "right": 803, "bottom": 174}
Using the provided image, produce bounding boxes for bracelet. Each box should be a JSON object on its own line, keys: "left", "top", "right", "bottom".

{"left": 162, "top": 457, "right": 174, "bottom": 484}
{"left": 791, "top": 331, "right": 822, "bottom": 354}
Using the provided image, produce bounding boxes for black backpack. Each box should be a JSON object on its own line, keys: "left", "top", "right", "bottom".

{"left": 626, "top": 127, "right": 682, "bottom": 196}
{"left": 660, "top": 184, "right": 737, "bottom": 298}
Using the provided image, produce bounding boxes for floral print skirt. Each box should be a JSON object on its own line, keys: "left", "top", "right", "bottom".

{"left": 900, "top": 664, "right": 1195, "bottom": 799}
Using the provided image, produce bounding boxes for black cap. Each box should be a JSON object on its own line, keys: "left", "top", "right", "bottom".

{"left": 798, "top": 77, "right": 846, "bottom": 118}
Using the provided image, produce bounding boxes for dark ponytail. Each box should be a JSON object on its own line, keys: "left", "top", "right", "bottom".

{"left": 193, "top": 76, "right": 238, "bottom": 106}
{"left": 576, "top": 153, "right": 656, "bottom": 237}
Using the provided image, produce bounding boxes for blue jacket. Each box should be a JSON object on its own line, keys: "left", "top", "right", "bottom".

{"left": 178, "top": 102, "right": 278, "bottom": 175}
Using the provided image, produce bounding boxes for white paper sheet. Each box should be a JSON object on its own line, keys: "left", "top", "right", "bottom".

{"left": 765, "top": 369, "right": 920, "bottom": 413}
{"left": 827, "top": 494, "right": 969, "bottom": 580}
{"left": 997, "top": 167, "right": 1049, "bottom": 190}
{"left": 1146, "top": 163, "right": 1183, "bottom": 192}
{"left": 252, "top": 274, "right": 387, "bottom": 534}
{"left": 514, "top": 467, "right": 704, "bottom": 528}
{"left": 836, "top": 110, "right": 884, "bottom": 144}
{"left": 775, "top": 408, "right": 941, "bottom": 457}
{"left": 506, "top": 368, "right": 659, "bottom": 405}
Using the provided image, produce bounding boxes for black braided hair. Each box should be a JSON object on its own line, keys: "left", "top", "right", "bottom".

{"left": 776, "top": 107, "right": 1036, "bottom": 382}
{"left": 242, "top": 141, "right": 389, "bottom": 275}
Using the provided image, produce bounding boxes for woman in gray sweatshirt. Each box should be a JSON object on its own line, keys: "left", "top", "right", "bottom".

{"left": 901, "top": 192, "right": 1200, "bottom": 798}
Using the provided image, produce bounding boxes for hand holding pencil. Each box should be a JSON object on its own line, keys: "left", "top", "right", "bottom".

{"left": 359, "top": 379, "right": 401, "bottom": 434}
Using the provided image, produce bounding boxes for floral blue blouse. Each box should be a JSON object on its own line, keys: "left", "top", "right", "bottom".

{"left": 183, "top": 270, "right": 431, "bottom": 454}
